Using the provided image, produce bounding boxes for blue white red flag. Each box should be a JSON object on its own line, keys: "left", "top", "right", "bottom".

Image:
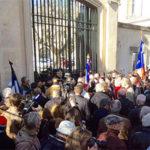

{"left": 9, "top": 61, "right": 21, "bottom": 94}
{"left": 135, "top": 40, "right": 145, "bottom": 80}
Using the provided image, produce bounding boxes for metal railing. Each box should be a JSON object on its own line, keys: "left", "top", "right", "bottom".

{"left": 31, "top": 0, "right": 98, "bottom": 74}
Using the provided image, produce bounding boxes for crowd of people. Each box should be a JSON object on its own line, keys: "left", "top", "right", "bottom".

{"left": 1, "top": 69, "right": 150, "bottom": 150}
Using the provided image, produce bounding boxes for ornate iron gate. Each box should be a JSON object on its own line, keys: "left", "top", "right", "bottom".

{"left": 31, "top": 0, "right": 97, "bottom": 73}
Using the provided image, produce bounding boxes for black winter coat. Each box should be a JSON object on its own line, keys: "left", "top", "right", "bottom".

{"left": 129, "top": 127, "right": 150, "bottom": 150}
{"left": 128, "top": 105, "right": 143, "bottom": 128}
{"left": 91, "top": 108, "right": 109, "bottom": 136}
{"left": 0, "top": 132, "right": 15, "bottom": 150}
{"left": 119, "top": 97, "right": 134, "bottom": 117}
{"left": 40, "top": 134, "right": 66, "bottom": 150}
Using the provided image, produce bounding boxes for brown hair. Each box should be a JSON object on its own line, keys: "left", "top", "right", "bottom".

{"left": 50, "top": 104, "right": 65, "bottom": 119}
{"left": 9, "top": 94, "right": 22, "bottom": 107}
{"left": 74, "top": 85, "right": 83, "bottom": 95}
{"left": 41, "top": 108, "right": 52, "bottom": 120}
{"left": 65, "top": 108, "right": 82, "bottom": 126}
{"left": 118, "top": 118, "right": 132, "bottom": 140}
{"left": 65, "top": 127, "right": 92, "bottom": 150}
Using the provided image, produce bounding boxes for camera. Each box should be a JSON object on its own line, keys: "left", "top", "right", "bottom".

{"left": 88, "top": 137, "right": 107, "bottom": 148}
{"left": 21, "top": 94, "right": 41, "bottom": 116}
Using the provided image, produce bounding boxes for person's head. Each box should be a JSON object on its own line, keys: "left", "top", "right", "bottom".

{"left": 57, "top": 70, "right": 63, "bottom": 78}
{"left": 52, "top": 89, "right": 61, "bottom": 98}
{"left": 41, "top": 108, "right": 52, "bottom": 120}
{"left": 117, "top": 88, "right": 127, "bottom": 99}
{"left": 2, "top": 88, "right": 12, "bottom": 99}
{"left": 89, "top": 74, "right": 94, "bottom": 81}
{"left": 99, "top": 78, "right": 105, "bottom": 84}
{"left": 100, "top": 99, "right": 111, "bottom": 111}
{"left": 56, "top": 120, "right": 75, "bottom": 139}
{"left": 52, "top": 77, "right": 58, "bottom": 85}
{"left": 121, "top": 77, "right": 131, "bottom": 89}
{"left": 105, "top": 76, "right": 111, "bottom": 85}
{"left": 114, "top": 77, "right": 121, "bottom": 87}
{"left": 24, "top": 111, "right": 41, "bottom": 132}
{"left": 74, "top": 85, "right": 83, "bottom": 95}
{"left": 77, "top": 77, "right": 85, "bottom": 84}
{"left": 37, "top": 81, "right": 43, "bottom": 88}
{"left": 142, "top": 113, "right": 150, "bottom": 127}
{"left": 112, "top": 72, "right": 117, "bottom": 79}
{"left": 65, "top": 108, "right": 82, "bottom": 126}
{"left": 2, "top": 88, "right": 12, "bottom": 107}
{"left": 110, "top": 100, "right": 122, "bottom": 114}
{"left": 51, "top": 104, "right": 65, "bottom": 119}
{"left": 31, "top": 82, "right": 38, "bottom": 90}
{"left": 95, "top": 82, "right": 107, "bottom": 93}
{"left": 66, "top": 127, "right": 92, "bottom": 150}
{"left": 136, "top": 94, "right": 146, "bottom": 105}
{"left": 118, "top": 118, "right": 132, "bottom": 141}
{"left": 94, "top": 73, "right": 99, "bottom": 79}
{"left": 33, "top": 87, "right": 42, "bottom": 96}
{"left": 21, "top": 76, "right": 29, "bottom": 86}
{"left": 130, "top": 76, "right": 137, "bottom": 85}
{"left": 145, "top": 94, "right": 150, "bottom": 106}
{"left": 9, "top": 93, "right": 22, "bottom": 108}
{"left": 0, "top": 116, "right": 7, "bottom": 133}
{"left": 105, "top": 114, "right": 123, "bottom": 131}
{"left": 139, "top": 106, "right": 150, "bottom": 120}
{"left": 146, "top": 83, "right": 150, "bottom": 91}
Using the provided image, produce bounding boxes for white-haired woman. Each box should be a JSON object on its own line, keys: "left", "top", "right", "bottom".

{"left": 121, "top": 77, "right": 135, "bottom": 103}
{"left": 15, "top": 111, "right": 41, "bottom": 150}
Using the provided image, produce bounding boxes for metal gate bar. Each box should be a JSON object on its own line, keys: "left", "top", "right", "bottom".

{"left": 31, "top": 0, "right": 98, "bottom": 74}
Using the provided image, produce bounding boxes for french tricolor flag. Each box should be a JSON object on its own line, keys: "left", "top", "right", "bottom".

{"left": 135, "top": 40, "right": 145, "bottom": 80}
{"left": 85, "top": 60, "right": 92, "bottom": 84}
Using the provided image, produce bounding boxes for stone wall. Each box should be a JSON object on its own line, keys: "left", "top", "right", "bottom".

{"left": 0, "top": 0, "right": 33, "bottom": 91}
{"left": 117, "top": 22, "right": 150, "bottom": 75}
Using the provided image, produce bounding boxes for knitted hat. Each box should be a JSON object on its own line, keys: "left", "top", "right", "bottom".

{"left": 56, "top": 120, "right": 75, "bottom": 136}
{"left": 0, "top": 116, "right": 7, "bottom": 128}
{"left": 105, "top": 114, "right": 123, "bottom": 126}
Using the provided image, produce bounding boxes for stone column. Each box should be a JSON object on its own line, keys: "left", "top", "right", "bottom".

{"left": 0, "top": 0, "right": 27, "bottom": 90}
{"left": 104, "top": 0, "right": 120, "bottom": 72}
{"left": 23, "top": 0, "right": 34, "bottom": 83}
{"left": 0, "top": 0, "right": 34, "bottom": 90}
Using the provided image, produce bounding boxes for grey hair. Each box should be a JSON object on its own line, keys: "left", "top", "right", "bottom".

{"left": 121, "top": 77, "right": 131, "bottom": 89}
{"left": 142, "top": 113, "right": 150, "bottom": 127}
{"left": 140, "top": 106, "right": 150, "bottom": 119}
{"left": 115, "top": 77, "right": 121, "bottom": 87}
{"left": 100, "top": 99, "right": 111, "bottom": 108}
{"left": 136, "top": 94, "right": 146, "bottom": 105}
{"left": 105, "top": 114, "right": 123, "bottom": 127}
{"left": 77, "top": 77, "right": 85, "bottom": 83}
{"left": 110, "top": 100, "right": 122, "bottom": 113}
{"left": 2, "top": 88, "right": 12, "bottom": 98}
{"left": 24, "top": 111, "right": 41, "bottom": 130}
{"left": 118, "top": 88, "right": 127, "bottom": 98}
{"left": 95, "top": 82, "right": 107, "bottom": 92}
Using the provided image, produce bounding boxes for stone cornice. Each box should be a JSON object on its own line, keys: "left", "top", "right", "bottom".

{"left": 118, "top": 22, "right": 150, "bottom": 32}
{"left": 84, "top": 0, "right": 102, "bottom": 7}
{"left": 77, "top": 0, "right": 102, "bottom": 8}
{"left": 106, "top": 0, "right": 120, "bottom": 5}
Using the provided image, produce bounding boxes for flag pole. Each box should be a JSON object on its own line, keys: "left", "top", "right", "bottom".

{"left": 9, "top": 61, "right": 21, "bottom": 94}
{"left": 141, "top": 30, "right": 143, "bottom": 41}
